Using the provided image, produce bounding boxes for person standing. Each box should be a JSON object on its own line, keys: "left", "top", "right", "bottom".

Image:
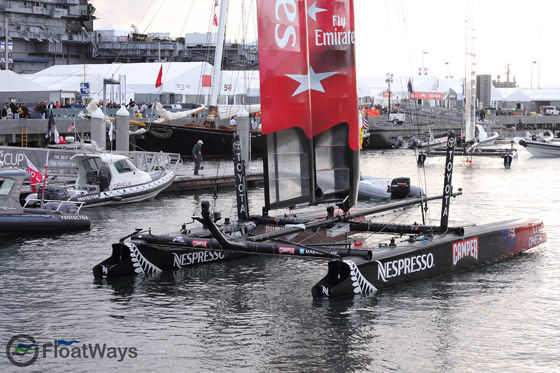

{"left": 192, "top": 140, "right": 203, "bottom": 175}
{"left": 230, "top": 116, "right": 237, "bottom": 127}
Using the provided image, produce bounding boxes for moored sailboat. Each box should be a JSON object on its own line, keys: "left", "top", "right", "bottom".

{"left": 95, "top": 0, "right": 547, "bottom": 299}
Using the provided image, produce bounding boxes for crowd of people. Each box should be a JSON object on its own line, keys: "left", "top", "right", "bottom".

{"left": 1, "top": 100, "right": 85, "bottom": 119}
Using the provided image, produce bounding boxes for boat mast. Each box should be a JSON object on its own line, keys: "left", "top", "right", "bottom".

{"left": 465, "top": 0, "right": 475, "bottom": 141}
{"left": 208, "top": 0, "right": 229, "bottom": 126}
{"left": 4, "top": 17, "right": 9, "bottom": 71}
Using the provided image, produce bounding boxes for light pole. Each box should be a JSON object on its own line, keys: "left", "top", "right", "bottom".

{"left": 531, "top": 61, "right": 536, "bottom": 89}
{"left": 445, "top": 62, "right": 451, "bottom": 78}
{"left": 385, "top": 73, "right": 393, "bottom": 118}
{"left": 422, "top": 51, "right": 428, "bottom": 75}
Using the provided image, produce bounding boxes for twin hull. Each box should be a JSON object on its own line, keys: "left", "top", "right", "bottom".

{"left": 95, "top": 218, "right": 546, "bottom": 300}
{"left": 312, "top": 218, "right": 546, "bottom": 298}
{"left": 93, "top": 235, "right": 249, "bottom": 279}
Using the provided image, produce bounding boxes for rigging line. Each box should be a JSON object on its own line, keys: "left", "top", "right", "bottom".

{"left": 154, "top": 2, "right": 197, "bottom": 97}
{"left": 142, "top": 0, "right": 166, "bottom": 35}
{"left": 179, "top": 1, "right": 196, "bottom": 38}
{"left": 137, "top": 0, "right": 159, "bottom": 29}
{"left": 396, "top": 0, "right": 430, "bottom": 223}
{"left": 360, "top": 203, "right": 420, "bottom": 246}
{"left": 193, "top": 1, "right": 219, "bottom": 104}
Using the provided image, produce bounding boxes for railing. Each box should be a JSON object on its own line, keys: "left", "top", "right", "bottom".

{"left": 23, "top": 198, "right": 86, "bottom": 215}
{"left": 48, "top": 108, "right": 186, "bottom": 120}
{"left": 126, "top": 151, "right": 182, "bottom": 172}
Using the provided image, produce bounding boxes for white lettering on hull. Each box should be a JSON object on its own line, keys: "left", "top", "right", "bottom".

{"left": 377, "top": 253, "right": 435, "bottom": 282}
{"left": 452, "top": 237, "right": 479, "bottom": 266}
{"left": 172, "top": 250, "right": 226, "bottom": 268}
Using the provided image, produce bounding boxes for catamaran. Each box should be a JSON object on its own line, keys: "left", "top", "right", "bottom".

{"left": 94, "top": 0, "right": 546, "bottom": 299}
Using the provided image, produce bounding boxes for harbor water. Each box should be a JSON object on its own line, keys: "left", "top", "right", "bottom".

{"left": 1, "top": 148, "right": 559, "bottom": 372}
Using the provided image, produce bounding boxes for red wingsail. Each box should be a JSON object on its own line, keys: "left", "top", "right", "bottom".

{"left": 307, "top": 0, "right": 359, "bottom": 151}
{"left": 257, "top": 0, "right": 359, "bottom": 151}
{"left": 257, "top": 0, "right": 359, "bottom": 210}
{"left": 257, "top": 0, "right": 312, "bottom": 138}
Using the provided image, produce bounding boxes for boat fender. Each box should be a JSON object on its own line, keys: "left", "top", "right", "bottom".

{"left": 113, "top": 196, "right": 123, "bottom": 201}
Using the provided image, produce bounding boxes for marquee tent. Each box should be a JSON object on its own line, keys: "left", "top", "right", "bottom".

{"left": 27, "top": 62, "right": 260, "bottom": 104}
{"left": 0, "top": 70, "right": 49, "bottom": 92}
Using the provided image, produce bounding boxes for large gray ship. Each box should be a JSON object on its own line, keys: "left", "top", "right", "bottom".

{"left": 0, "top": 0, "right": 257, "bottom": 74}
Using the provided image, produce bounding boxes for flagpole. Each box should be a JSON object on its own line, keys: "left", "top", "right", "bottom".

{"left": 41, "top": 149, "right": 49, "bottom": 207}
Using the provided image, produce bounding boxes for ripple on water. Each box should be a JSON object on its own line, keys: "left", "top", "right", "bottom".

{"left": 1, "top": 153, "right": 559, "bottom": 372}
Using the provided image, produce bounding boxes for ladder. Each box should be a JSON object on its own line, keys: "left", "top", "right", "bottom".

{"left": 21, "top": 127, "right": 28, "bottom": 147}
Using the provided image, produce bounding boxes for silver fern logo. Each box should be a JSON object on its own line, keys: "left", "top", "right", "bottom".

{"left": 344, "top": 260, "right": 377, "bottom": 295}
{"left": 126, "top": 243, "right": 162, "bottom": 275}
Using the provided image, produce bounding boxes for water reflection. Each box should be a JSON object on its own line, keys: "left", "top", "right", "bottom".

{"left": 1, "top": 152, "right": 559, "bottom": 372}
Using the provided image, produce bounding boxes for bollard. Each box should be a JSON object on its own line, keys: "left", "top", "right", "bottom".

{"left": 90, "top": 107, "right": 106, "bottom": 150}
{"left": 115, "top": 106, "right": 130, "bottom": 152}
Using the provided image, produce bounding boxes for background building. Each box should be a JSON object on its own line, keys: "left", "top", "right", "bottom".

{"left": 0, "top": 0, "right": 257, "bottom": 74}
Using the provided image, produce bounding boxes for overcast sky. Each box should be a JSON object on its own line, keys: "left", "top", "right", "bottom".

{"left": 89, "top": 0, "right": 560, "bottom": 88}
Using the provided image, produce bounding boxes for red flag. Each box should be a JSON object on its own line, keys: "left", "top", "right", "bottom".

{"left": 25, "top": 155, "right": 43, "bottom": 193}
{"left": 257, "top": 0, "right": 359, "bottom": 150}
{"left": 213, "top": 1, "right": 219, "bottom": 26}
{"left": 155, "top": 64, "right": 163, "bottom": 88}
{"left": 201, "top": 75, "right": 212, "bottom": 87}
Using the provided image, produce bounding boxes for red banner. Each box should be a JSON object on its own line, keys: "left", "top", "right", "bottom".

{"left": 383, "top": 91, "right": 394, "bottom": 98}
{"left": 410, "top": 92, "right": 443, "bottom": 100}
{"left": 257, "top": 0, "right": 359, "bottom": 150}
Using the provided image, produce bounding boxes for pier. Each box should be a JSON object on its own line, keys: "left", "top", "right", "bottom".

{"left": 366, "top": 113, "right": 560, "bottom": 148}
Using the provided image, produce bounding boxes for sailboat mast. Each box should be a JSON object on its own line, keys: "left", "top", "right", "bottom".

{"left": 465, "top": 0, "right": 475, "bottom": 141}
{"left": 208, "top": 0, "right": 229, "bottom": 124}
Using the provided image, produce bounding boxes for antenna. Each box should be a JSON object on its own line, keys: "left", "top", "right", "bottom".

{"left": 505, "top": 62, "right": 511, "bottom": 83}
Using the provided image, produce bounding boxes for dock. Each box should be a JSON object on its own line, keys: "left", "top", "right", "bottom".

{"left": 166, "top": 167, "right": 264, "bottom": 193}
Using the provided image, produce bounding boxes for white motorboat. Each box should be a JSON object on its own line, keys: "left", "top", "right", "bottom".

{"left": 513, "top": 130, "right": 554, "bottom": 144}
{"left": 518, "top": 139, "right": 560, "bottom": 158}
{"left": 473, "top": 124, "right": 499, "bottom": 147}
{"left": 26, "top": 153, "right": 175, "bottom": 207}
{"left": 359, "top": 174, "right": 423, "bottom": 200}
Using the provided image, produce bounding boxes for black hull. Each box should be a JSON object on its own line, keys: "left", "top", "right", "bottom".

{"left": 0, "top": 214, "right": 91, "bottom": 234}
{"left": 137, "top": 124, "right": 263, "bottom": 157}
{"left": 365, "top": 131, "right": 395, "bottom": 149}
{"left": 93, "top": 234, "right": 249, "bottom": 279}
{"left": 312, "top": 218, "right": 546, "bottom": 298}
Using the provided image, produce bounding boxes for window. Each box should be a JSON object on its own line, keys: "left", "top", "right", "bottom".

{"left": 114, "top": 159, "right": 137, "bottom": 173}
{"left": 0, "top": 179, "right": 15, "bottom": 195}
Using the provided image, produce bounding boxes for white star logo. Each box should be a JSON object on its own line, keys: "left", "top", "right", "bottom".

{"left": 308, "top": 1, "right": 327, "bottom": 22}
{"left": 286, "top": 66, "right": 338, "bottom": 97}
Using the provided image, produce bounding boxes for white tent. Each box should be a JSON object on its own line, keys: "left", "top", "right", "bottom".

{"left": 0, "top": 70, "right": 49, "bottom": 92}
{"left": 27, "top": 62, "right": 259, "bottom": 103}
